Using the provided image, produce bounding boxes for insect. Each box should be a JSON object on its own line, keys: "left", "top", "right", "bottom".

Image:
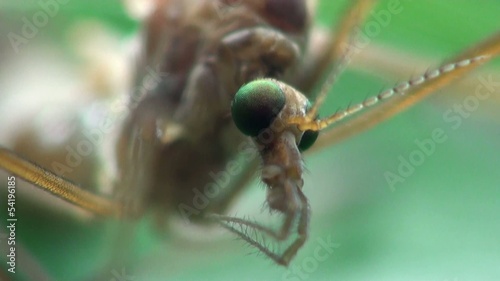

{"left": 0, "top": 0, "right": 500, "bottom": 280}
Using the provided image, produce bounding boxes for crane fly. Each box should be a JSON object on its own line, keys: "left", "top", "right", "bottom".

{"left": 1, "top": 0, "right": 500, "bottom": 280}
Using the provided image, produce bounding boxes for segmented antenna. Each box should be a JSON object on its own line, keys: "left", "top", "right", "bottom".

{"left": 294, "top": 55, "right": 489, "bottom": 131}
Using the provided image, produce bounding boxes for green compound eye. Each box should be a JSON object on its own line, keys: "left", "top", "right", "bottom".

{"left": 298, "top": 130, "right": 319, "bottom": 151}
{"left": 231, "top": 80, "right": 286, "bottom": 137}
{"left": 298, "top": 100, "right": 319, "bottom": 151}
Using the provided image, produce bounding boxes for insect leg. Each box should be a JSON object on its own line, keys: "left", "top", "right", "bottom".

{"left": 91, "top": 93, "right": 177, "bottom": 280}
{"left": 295, "top": 0, "right": 378, "bottom": 93}
{"left": 0, "top": 147, "right": 122, "bottom": 217}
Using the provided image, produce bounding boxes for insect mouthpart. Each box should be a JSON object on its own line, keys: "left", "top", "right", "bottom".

{"left": 218, "top": 77, "right": 320, "bottom": 265}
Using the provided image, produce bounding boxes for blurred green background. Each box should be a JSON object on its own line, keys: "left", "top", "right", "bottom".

{"left": 1, "top": 0, "right": 499, "bottom": 280}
